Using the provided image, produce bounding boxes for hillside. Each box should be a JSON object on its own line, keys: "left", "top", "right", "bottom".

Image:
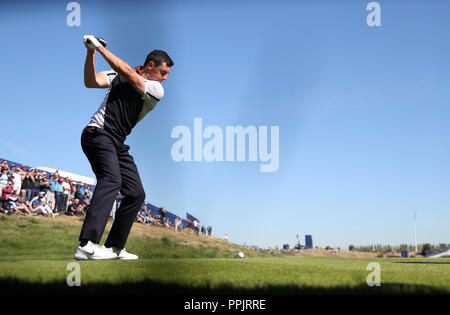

{"left": 0, "top": 213, "right": 270, "bottom": 259}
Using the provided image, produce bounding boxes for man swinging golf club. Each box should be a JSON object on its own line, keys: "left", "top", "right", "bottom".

{"left": 74, "top": 35, "right": 173, "bottom": 260}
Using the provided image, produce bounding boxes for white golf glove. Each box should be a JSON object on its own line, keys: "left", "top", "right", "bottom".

{"left": 83, "top": 35, "right": 106, "bottom": 50}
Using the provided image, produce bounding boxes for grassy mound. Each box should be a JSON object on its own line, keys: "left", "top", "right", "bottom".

{"left": 0, "top": 214, "right": 268, "bottom": 260}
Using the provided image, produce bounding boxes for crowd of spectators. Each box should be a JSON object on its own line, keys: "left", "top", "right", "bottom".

{"left": 181, "top": 218, "right": 212, "bottom": 236}
{"left": 135, "top": 204, "right": 194, "bottom": 233}
{"left": 0, "top": 159, "right": 213, "bottom": 236}
{"left": 0, "top": 160, "right": 93, "bottom": 217}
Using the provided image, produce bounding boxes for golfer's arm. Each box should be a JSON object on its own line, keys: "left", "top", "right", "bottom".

{"left": 97, "top": 46, "right": 145, "bottom": 95}
{"left": 84, "top": 49, "right": 109, "bottom": 88}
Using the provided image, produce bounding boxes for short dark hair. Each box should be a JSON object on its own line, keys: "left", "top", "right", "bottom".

{"left": 143, "top": 50, "right": 174, "bottom": 67}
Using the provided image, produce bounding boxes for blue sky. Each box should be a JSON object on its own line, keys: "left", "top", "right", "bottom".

{"left": 1, "top": 0, "right": 449, "bottom": 249}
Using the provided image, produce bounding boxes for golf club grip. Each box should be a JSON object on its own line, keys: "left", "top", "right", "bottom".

{"left": 97, "top": 37, "right": 107, "bottom": 47}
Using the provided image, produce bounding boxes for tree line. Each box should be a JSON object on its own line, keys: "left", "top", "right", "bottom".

{"left": 347, "top": 243, "right": 449, "bottom": 255}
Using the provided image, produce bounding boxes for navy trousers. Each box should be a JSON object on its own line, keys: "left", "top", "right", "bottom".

{"left": 79, "top": 127, "right": 145, "bottom": 249}
{"left": 54, "top": 192, "right": 65, "bottom": 212}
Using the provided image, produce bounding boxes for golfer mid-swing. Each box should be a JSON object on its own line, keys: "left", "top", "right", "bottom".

{"left": 74, "top": 35, "right": 173, "bottom": 260}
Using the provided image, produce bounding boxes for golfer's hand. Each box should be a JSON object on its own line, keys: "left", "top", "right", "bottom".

{"left": 84, "top": 40, "right": 95, "bottom": 52}
{"left": 83, "top": 35, "right": 102, "bottom": 50}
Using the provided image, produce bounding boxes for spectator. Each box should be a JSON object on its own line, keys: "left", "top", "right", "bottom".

{"left": 31, "top": 192, "right": 57, "bottom": 217}
{"left": 66, "top": 198, "right": 80, "bottom": 216}
{"left": 47, "top": 175, "right": 56, "bottom": 209}
{"left": 8, "top": 191, "right": 32, "bottom": 215}
{"left": 1, "top": 160, "right": 10, "bottom": 173}
{"left": 19, "top": 189, "right": 32, "bottom": 209}
{"left": 80, "top": 191, "right": 86, "bottom": 201}
{"left": 110, "top": 193, "right": 121, "bottom": 219}
{"left": 62, "top": 177, "right": 72, "bottom": 212}
{"left": 136, "top": 212, "right": 142, "bottom": 223}
{"left": 193, "top": 219, "right": 199, "bottom": 235}
{"left": 0, "top": 168, "right": 9, "bottom": 192}
{"left": 137, "top": 209, "right": 149, "bottom": 224}
{"left": 71, "top": 198, "right": 86, "bottom": 217}
{"left": 9, "top": 164, "right": 15, "bottom": 173}
{"left": 19, "top": 189, "right": 27, "bottom": 201}
{"left": 76, "top": 182, "right": 85, "bottom": 200}
{"left": 74, "top": 203, "right": 86, "bottom": 216}
{"left": 54, "top": 178, "right": 65, "bottom": 213}
{"left": 159, "top": 207, "right": 166, "bottom": 227}
{"left": 147, "top": 214, "right": 158, "bottom": 225}
{"left": 79, "top": 199, "right": 90, "bottom": 216}
{"left": 207, "top": 225, "right": 212, "bottom": 236}
{"left": 85, "top": 185, "right": 93, "bottom": 199}
{"left": 11, "top": 166, "right": 23, "bottom": 194}
{"left": 16, "top": 165, "right": 25, "bottom": 181}
{"left": 53, "top": 170, "right": 60, "bottom": 182}
{"left": 1, "top": 181, "right": 14, "bottom": 212}
{"left": 30, "top": 169, "right": 41, "bottom": 200}
{"left": 21, "top": 170, "right": 33, "bottom": 201}
{"left": 174, "top": 217, "right": 180, "bottom": 231}
{"left": 201, "top": 225, "right": 206, "bottom": 236}
{"left": 2, "top": 180, "right": 14, "bottom": 200}
{"left": 1, "top": 195, "right": 12, "bottom": 213}
{"left": 70, "top": 184, "right": 77, "bottom": 202}
{"left": 85, "top": 190, "right": 92, "bottom": 201}
{"left": 40, "top": 172, "right": 50, "bottom": 195}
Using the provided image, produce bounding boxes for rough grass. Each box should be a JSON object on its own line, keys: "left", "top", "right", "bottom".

{"left": 0, "top": 214, "right": 449, "bottom": 295}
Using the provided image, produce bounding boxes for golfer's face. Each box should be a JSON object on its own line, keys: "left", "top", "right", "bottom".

{"left": 145, "top": 62, "right": 171, "bottom": 82}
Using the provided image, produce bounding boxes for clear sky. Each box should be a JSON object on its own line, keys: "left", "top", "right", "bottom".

{"left": 1, "top": 0, "right": 449, "bottom": 249}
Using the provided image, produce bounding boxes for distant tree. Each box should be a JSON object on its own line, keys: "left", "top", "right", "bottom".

{"left": 421, "top": 243, "right": 432, "bottom": 256}
{"left": 437, "top": 244, "right": 447, "bottom": 252}
{"left": 325, "top": 246, "right": 331, "bottom": 250}
{"left": 349, "top": 245, "right": 355, "bottom": 251}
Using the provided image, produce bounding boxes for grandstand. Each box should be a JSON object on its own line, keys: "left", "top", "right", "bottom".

{"left": 1, "top": 157, "right": 200, "bottom": 232}
{"left": 427, "top": 250, "right": 450, "bottom": 258}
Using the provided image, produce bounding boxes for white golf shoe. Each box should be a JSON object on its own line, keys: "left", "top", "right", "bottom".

{"left": 74, "top": 241, "right": 118, "bottom": 260}
{"left": 103, "top": 246, "right": 139, "bottom": 260}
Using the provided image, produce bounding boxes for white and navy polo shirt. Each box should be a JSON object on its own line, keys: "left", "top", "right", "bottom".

{"left": 88, "top": 70, "right": 164, "bottom": 143}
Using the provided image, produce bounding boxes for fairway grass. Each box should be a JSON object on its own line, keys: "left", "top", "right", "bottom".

{"left": 0, "top": 214, "right": 449, "bottom": 295}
